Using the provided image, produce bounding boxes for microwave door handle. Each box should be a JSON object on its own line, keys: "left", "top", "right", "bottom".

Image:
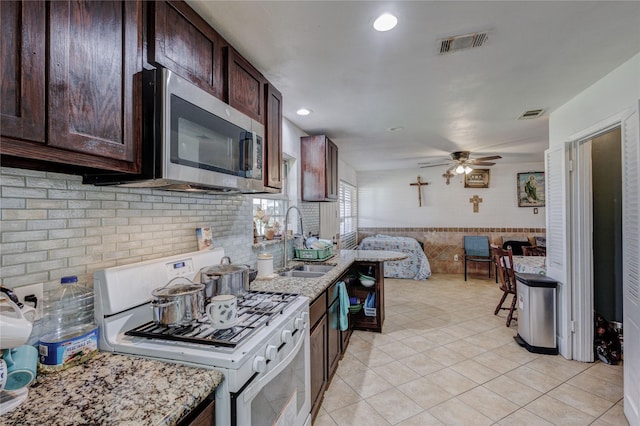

{"left": 241, "top": 132, "right": 253, "bottom": 172}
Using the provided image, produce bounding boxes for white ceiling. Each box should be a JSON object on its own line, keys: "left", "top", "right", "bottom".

{"left": 186, "top": 1, "right": 640, "bottom": 172}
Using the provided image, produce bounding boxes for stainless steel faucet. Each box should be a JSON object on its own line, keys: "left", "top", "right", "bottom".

{"left": 283, "top": 205, "right": 304, "bottom": 269}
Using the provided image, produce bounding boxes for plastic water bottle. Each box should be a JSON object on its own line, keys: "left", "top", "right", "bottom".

{"left": 38, "top": 276, "right": 99, "bottom": 372}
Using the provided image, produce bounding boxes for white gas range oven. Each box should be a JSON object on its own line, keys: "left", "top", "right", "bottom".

{"left": 93, "top": 248, "right": 311, "bottom": 426}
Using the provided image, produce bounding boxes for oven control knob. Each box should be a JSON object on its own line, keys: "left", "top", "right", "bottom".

{"left": 265, "top": 344, "right": 278, "bottom": 360}
{"left": 294, "top": 317, "right": 306, "bottom": 330}
{"left": 281, "top": 329, "right": 293, "bottom": 343}
{"left": 253, "top": 356, "right": 267, "bottom": 373}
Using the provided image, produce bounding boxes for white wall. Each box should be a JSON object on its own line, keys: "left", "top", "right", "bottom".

{"left": 550, "top": 53, "right": 640, "bottom": 145}
{"left": 357, "top": 162, "right": 546, "bottom": 228}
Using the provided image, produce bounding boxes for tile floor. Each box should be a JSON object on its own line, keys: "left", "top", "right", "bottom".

{"left": 313, "top": 274, "right": 627, "bottom": 426}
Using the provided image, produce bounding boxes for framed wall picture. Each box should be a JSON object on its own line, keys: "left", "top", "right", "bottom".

{"left": 464, "top": 169, "right": 490, "bottom": 188}
{"left": 517, "top": 172, "right": 545, "bottom": 207}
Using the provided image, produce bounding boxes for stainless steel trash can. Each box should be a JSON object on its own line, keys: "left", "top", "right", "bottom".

{"left": 514, "top": 273, "right": 558, "bottom": 355}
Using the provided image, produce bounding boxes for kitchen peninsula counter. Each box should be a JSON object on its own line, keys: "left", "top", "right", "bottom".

{"left": 0, "top": 352, "right": 223, "bottom": 426}
{"left": 250, "top": 249, "right": 407, "bottom": 300}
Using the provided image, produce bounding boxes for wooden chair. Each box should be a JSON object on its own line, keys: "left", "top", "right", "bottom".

{"left": 522, "top": 246, "right": 546, "bottom": 256}
{"left": 463, "top": 236, "right": 492, "bottom": 281}
{"left": 493, "top": 246, "right": 517, "bottom": 327}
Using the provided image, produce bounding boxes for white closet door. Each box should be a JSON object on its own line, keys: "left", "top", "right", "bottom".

{"left": 545, "top": 145, "right": 572, "bottom": 359}
{"left": 622, "top": 104, "right": 640, "bottom": 426}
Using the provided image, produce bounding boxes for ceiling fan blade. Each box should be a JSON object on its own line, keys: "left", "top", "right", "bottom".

{"left": 446, "top": 165, "right": 457, "bottom": 173}
{"left": 471, "top": 155, "right": 502, "bottom": 162}
{"left": 418, "top": 162, "right": 451, "bottom": 168}
{"left": 470, "top": 162, "right": 496, "bottom": 166}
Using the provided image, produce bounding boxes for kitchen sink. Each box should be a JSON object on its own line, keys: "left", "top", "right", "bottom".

{"left": 278, "top": 263, "right": 334, "bottom": 278}
{"left": 292, "top": 264, "right": 334, "bottom": 273}
{"left": 278, "top": 270, "right": 326, "bottom": 278}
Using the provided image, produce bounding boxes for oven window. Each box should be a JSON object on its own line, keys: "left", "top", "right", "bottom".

{"left": 170, "top": 95, "right": 243, "bottom": 175}
{"left": 249, "top": 345, "right": 306, "bottom": 426}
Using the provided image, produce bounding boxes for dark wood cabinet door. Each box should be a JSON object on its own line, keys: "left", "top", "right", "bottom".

{"left": 309, "top": 315, "right": 327, "bottom": 421}
{"left": 301, "top": 135, "right": 339, "bottom": 201}
{"left": 226, "top": 47, "right": 265, "bottom": 123}
{"left": 264, "top": 83, "right": 282, "bottom": 190}
{"left": 1, "top": 1, "right": 46, "bottom": 143}
{"left": 149, "top": 1, "right": 224, "bottom": 100}
{"left": 327, "top": 297, "right": 341, "bottom": 379}
{"left": 47, "top": 0, "right": 142, "bottom": 170}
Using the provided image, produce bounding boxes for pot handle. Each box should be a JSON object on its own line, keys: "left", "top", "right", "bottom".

{"left": 220, "top": 256, "right": 231, "bottom": 265}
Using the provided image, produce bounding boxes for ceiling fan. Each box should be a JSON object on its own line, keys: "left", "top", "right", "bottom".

{"left": 419, "top": 151, "right": 502, "bottom": 184}
{"left": 419, "top": 151, "right": 502, "bottom": 174}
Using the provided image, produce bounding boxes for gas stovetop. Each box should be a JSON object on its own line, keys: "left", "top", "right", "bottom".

{"left": 125, "top": 291, "right": 300, "bottom": 348}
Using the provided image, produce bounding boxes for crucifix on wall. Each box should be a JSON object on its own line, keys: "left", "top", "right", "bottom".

{"left": 469, "top": 194, "right": 483, "bottom": 213}
{"left": 410, "top": 176, "right": 429, "bottom": 207}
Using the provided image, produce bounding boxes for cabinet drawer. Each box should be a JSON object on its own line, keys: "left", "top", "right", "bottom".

{"left": 309, "top": 292, "right": 327, "bottom": 328}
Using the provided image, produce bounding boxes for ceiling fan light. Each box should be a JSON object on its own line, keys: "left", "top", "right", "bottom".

{"left": 455, "top": 165, "right": 465, "bottom": 174}
{"left": 464, "top": 166, "right": 472, "bottom": 174}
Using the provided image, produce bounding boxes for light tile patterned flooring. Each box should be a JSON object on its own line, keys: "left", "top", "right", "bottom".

{"left": 313, "top": 274, "right": 627, "bottom": 426}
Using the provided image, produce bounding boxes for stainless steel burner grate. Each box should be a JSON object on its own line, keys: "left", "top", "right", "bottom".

{"left": 125, "top": 291, "right": 300, "bottom": 348}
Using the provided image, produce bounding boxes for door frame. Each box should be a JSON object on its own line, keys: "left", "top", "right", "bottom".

{"left": 565, "top": 110, "right": 631, "bottom": 362}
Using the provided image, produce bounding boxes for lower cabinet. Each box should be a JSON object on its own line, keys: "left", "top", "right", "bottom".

{"left": 178, "top": 392, "right": 215, "bottom": 426}
{"left": 349, "top": 261, "right": 385, "bottom": 332}
{"left": 327, "top": 286, "right": 341, "bottom": 378}
{"left": 309, "top": 311, "right": 327, "bottom": 419}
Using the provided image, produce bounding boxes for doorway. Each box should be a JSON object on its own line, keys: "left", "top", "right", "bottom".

{"left": 591, "top": 127, "right": 623, "bottom": 325}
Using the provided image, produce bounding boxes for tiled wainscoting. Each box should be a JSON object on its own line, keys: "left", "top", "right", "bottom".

{"left": 358, "top": 228, "right": 546, "bottom": 275}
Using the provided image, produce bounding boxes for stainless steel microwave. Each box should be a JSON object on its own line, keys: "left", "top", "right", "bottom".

{"left": 84, "top": 68, "right": 264, "bottom": 193}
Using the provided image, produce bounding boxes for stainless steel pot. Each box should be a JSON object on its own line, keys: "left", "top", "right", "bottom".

{"left": 151, "top": 277, "right": 205, "bottom": 326}
{"left": 200, "top": 256, "right": 251, "bottom": 298}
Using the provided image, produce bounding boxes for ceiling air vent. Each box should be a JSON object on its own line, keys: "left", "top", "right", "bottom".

{"left": 518, "top": 109, "right": 545, "bottom": 120}
{"left": 439, "top": 31, "right": 488, "bottom": 54}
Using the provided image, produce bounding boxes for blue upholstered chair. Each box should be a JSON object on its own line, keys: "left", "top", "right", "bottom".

{"left": 463, "top": 236, "right": 492, "bottom": 281}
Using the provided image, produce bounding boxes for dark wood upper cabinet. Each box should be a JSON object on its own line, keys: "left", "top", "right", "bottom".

{"left": 48, "top": 0, "right": 142, "bottom": 167}
{"left": 264, "top": 83, "right": 283, "bottom": 191}
{"left": 149, "top": 1, "right": 224, "bottom": 100}
{"left": 226, "top": 47, "right": 266, "bottom": 124}
{"left": 1, "top": 0, "right": 143, "bottom": 173}
{"left": 301, "top": 135, "right": 339, "bottom": 201}
{"left": 0, "top": 1, "right": 46, "bottom": 143}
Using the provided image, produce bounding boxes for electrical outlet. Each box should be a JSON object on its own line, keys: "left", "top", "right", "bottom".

{"left": 10, "top": 283, "right": 44, "bottom": 320}
{"left": 454, "top": 254, "right": 459, "bottom": 262}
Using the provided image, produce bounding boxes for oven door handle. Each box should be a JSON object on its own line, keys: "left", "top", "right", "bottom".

{"left": 243, "top": 329, "right": 307, "bottom": 403}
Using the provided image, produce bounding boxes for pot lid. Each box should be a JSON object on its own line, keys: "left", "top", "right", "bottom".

{"left": 152, "top": 277, "right": 204, "bottom": 297}
{"left": 203, "top": 263, "right": 248, "bottom": 276}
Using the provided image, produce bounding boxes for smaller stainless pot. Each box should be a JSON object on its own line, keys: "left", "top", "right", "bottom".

{"left": 151, "top": 277, "right": 205, "bottom": 326}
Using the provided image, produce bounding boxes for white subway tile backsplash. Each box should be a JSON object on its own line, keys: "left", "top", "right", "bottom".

{"left": 0, "top": 198, "right": 26, "bottom": 209}
{"left": 26, "top": 199, "right": 67, "bottom": 209}
{"left": 26, "top": 259, "right": 68, "bottom": 274}
{"left": 2, "top": 242, "right": 27, "bottom": 254}
{"left": 3, "top": 251, "right": 47, "bottom": 265}
{"left": 47, "top": 189, "right": 85, "bottom": 199}
{"left": 2, "top": 187, "right": 47, "bottom": 198}
{"left": 1, "top": 167, "right": 258, "bottom": 289}
{"left": 27, "top": 239, "right": 68, "bottom": 251}
{"left": 1, "top": 220, "right": 27, "bottom": 231}
{"left": 3, "top": 230, "right": 49, "bottom": 243}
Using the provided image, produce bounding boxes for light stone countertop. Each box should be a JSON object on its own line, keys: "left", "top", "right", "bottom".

{"left": 250, "top": 249, "right": 407, "bottom": 301}
{"left": 0, "top": 352, "right": 223, "bottom": 426}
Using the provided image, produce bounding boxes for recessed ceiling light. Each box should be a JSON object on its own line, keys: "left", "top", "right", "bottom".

{"left": 373, "top": 13, "right": 397, "bottom": 32}
{"left": 296, "top": 108, "right": 311, "bottom": 116}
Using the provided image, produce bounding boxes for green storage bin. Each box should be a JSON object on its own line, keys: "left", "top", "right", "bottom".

{"left": 294, "top": 246, "right": 333, "bottom": 260}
